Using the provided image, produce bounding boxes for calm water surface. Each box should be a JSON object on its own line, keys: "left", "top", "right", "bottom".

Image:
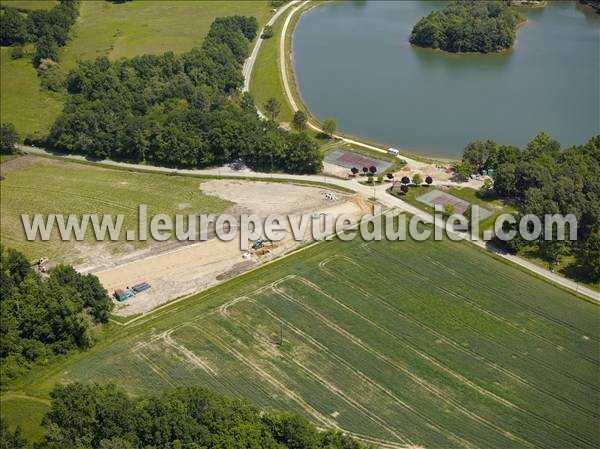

{"left": 293, "top": 1, "right": 600, "bottom": 158}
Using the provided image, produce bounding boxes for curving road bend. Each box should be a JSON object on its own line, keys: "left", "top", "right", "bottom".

{"left": 242, "top": 0, "right": 298, "bottom": 93}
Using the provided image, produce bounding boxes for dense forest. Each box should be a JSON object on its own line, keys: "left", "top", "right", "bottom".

{"left": 0, "top": 245, "right": 113, "bottom": 383}
{"left": 462, "top": 134, "right": 600, "bottom": 281}
{"left": 410, "top": 1, "right": 525, "bottom": 53}
{"left": 0, "top": 383, "right": 372, "bottom": 449}
{"left": 44, "top": 15, "right": 323, "bottom": 174}
{"left": 0, "top": 0, "right": 80, "bottom": 65}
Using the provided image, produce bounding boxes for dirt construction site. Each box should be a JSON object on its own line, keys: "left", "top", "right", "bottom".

{"left": 97, "top": 180, "right": 371, "bottom": 317}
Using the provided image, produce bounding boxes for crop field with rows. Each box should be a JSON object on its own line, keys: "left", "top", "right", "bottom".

{"left": 21, "top": 228, "right": 599, "bottom": 449}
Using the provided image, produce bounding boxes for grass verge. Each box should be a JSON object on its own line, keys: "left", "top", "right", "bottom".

{"left": 250, "top": 11, "right": 294, "bottom": 122}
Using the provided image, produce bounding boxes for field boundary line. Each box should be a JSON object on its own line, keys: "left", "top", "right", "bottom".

{"left": 134, "top": 351, "right": 175, "bottom": 388}
{"left": 162, "top": 331, "right": 217, "bottom": 376}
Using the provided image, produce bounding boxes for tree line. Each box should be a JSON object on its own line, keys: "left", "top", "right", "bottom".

{"left": 0, "top": 245, "right": 113, "bottom": 383}
{"left": 1, "top": 383, "right": 373, "bottom": 449}
{"left": 410, "top": 1, "right": 525, "bottom": 53}
{"left": 461, "top": 134, "right": 599, "bottom": 281}
{"left": 0, "top": 0, "right": 80, "bottom": 65}
{"left": 43, "top": 15, "right": 323, "bottom": 174}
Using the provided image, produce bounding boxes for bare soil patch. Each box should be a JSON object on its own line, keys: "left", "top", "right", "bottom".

{"left": 99, "top": 180, "right": 369, "bottom": 316}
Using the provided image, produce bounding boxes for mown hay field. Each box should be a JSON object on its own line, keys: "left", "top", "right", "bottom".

{"left": 18, "top": 227, "right": 599, "bottom": 449}
{"left": 59, "top": 0, "right": 273, "bottom": 70}
{"left": 0, "top": 156, "right": 231, "bottom": 264}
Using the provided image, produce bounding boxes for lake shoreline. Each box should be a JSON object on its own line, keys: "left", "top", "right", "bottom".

{"left": 292, "top": 1, "right": 599, "bottom": 159}
{"left": 289, "top": 1, "right": 458, "bottom": 163}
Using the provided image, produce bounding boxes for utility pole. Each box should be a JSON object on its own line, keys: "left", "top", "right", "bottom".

{"left": 279, "top": 322, "right": 284, "bottom": 346}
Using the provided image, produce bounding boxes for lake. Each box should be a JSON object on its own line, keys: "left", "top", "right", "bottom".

{"left": 293, "top": 1, "right": 600, "bottom": 158}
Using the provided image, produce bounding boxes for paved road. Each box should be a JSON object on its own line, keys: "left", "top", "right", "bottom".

{"left": 17, "top": 145, "right": 599, "bottom": 301}
{"left": 242, "top": 1, "right": 298, "bottom": 93}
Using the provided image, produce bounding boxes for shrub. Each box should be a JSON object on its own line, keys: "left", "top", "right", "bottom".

{"left": 10, "top": 46, "right": 24, "bottom": 60}
{"left": 262, "top": 25, "right": 274, "bottom": 39}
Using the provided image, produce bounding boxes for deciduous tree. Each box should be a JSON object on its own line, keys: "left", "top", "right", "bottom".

{"left": 0, "top": 123, "right": 19, "bottom": 154}
{"left": 322, "top": 118, "right": 336, "bottom": 137}
{"left": 264, "top": 97, "right": 281, "bottom": 122}
{"left": 292, "top": 110, "right": 307, "bottom": 131}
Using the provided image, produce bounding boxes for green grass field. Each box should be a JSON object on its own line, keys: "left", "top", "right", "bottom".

{"left": 1, "top": 1, "right": 272, "bottom": 137}
{"left": 0, "top": 47, "right": 64, "bottom": 138}
{"left": 0, "top": 393, "right": 49, "bottom": 442}
{"left": 0, "top": 0, "right": 56, "bottom": 10}
{"left": 251, "top": 13, "right": 294, "bottom": 122}
{"left": 10, "top": 225, "right": 599, "bottom": 448}
{"left": 0, "top": 156, "right": 231, "bottom": 264}
{"left": 60, "top": 0, "right": 273, "bottom": 71}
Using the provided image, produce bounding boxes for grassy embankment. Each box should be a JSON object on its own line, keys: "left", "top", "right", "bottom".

{"left": 252, "top": 1, "right": 440, "bottom": 165}
{"left": 0, "top": 0, "right": 273, "bottom": 137}
{"left": 5, "top": 220, "right": 598, "bottom": 448}
{"left": 250, "top": 1, "right": 413, "bottom": 172}
{"left": 250, "top": 9, "right": 294, "bottom": 122}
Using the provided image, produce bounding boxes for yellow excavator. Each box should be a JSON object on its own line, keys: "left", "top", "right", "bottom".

{"left": 249, "top": 239, "right": 275, "bottom": 255}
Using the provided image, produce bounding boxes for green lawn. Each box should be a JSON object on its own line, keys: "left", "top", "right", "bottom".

{"left": 60, "top": 0, "right": 273, "bottom": 71}
{"left": 250, "top": 13, "right": 294, "bottom": 122}
{"left": 0, "top": 393, "right": 49, "bottom": 442}
{"left": 0, "top": 0, "right": 56, "bottom": 10}
{"left": 0, "top": 47, "right": 64, "bottom": 138}
{"left": 8, "top": 222, "right": 598, "bottom": 448}
{"left": 0, "top": 156, "right": 232, "bottom": 264}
